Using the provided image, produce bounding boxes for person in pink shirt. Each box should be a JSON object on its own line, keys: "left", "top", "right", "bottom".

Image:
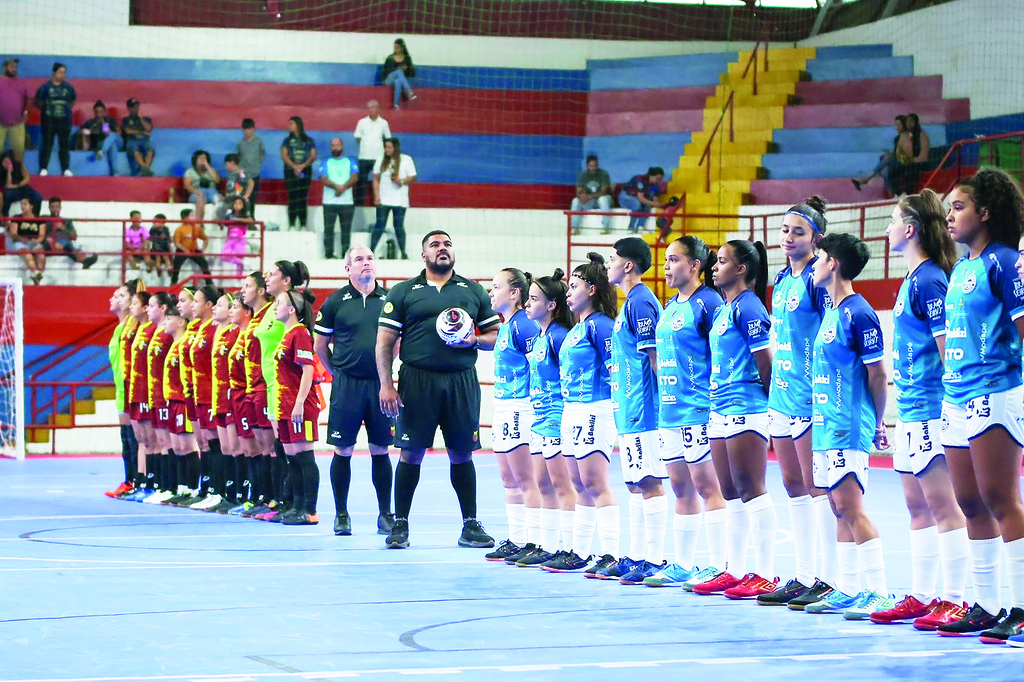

{"left": 0, "top": 58, "right": 31, "bottom": 162}
{"left": 221, "top": 196, "right": 253, "bottom": 277}
{"left": 125, "top": 210, "right": 153, "bottom": 271}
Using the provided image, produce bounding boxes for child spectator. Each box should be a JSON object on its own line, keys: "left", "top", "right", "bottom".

{"left": 122, "top": 98, "right": 155, "bottom": 176}
{"left": 183, "top": 150, "right": 222, "bottom": 220}
{"left": 45, "top": 196, "right": 98, "bottom": 269}
{"left": 77, "top": 100, "right": 121, "bottom": 176}
{"left": 220, "top": 153, "right": 253, "bottom": 218}
{"left": 148, "top": 213, "right": 173, "bottom": 278}
{"left": 222, "top": 197, "right": 253, "bottom": 277}
{"left": 34, "top": 62, "right": 76, "bottom": 176}
{"left": 1, "top": 150, "right": 42, "bottom": 217}
{"left": 171, "top": 208, "right": 212, "bottom": 285}
{"left": 7, "top": 197, "right": 46, "bottom": 284}
{"left": 124, "top": 210, "right": 152, "bottom": 271}
{"left": 236, "top": 119, "right": 265, "bottom": 215}
{"left": 382, "top": 39, "right": 417, "bottom": 110}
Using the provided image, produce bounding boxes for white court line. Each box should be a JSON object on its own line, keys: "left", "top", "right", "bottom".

{"left": 0, "top": 559, "right": 485, "bottom": 572}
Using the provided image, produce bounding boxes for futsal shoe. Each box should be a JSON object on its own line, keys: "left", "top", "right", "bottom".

{"left": 485, "top": 539, "right": 520, "bottom": 562}
{"left": 377, "top": 512, "right": 396, "bottom": 534}
{"left": 385, "top": 517, "right": 410, "bottom": 548}
{"left": 692, "top": 571, "right": 741, "bottom": 595}
{"left": 619, "top": 560, "right": 668, "bottom": 585}
{"left": 164, "top": 487, "right": 194, "bottom": 506}
{"left": 843, "top": 591, "right": 895, "bottom": 620}
{"left": 334, "top": 512, "right": 352, "bottom": 536}
{"left": 211, "top": 499, "right": 237, "bottom": 514}
{"left": 115, "top": 484, "right": 139, "bottom": 499}
{"left": 264, "top": 504, "right": 293, "bottom": 523}
{"left": 173, "top": 491, "right": 203, "bottom": 507}
{"left": 515, "top": 548, "right": 554, "bottom": 567}
{"left": 938, "top": 603, "right": 1006, "bottom": 637}
{"left": 228, "top": 502, "right": 254, "bottom": 515}
{"left": 757, "top": 578, "right": 810, "bottom": 606}
{"left": 191, "top": 494, "right": 222, "bottom": 510}
{"left": 643, "top": 564, "right": 698, "bottom": 587}
{"left": 681, "top": 566, "right": 723, "bottom": 592}
{"left": 242, "top": 502, "right": 271, "bottom": 518}
{"left": 805, "top": 589, "right": 858, "bottom": 614}
{"left": 1008, "top": 631, "right": 1024, "bottom": 648}
{"left": 979, "top": 607, "right": 1024, "bottom": 644}
{"left": 583, "top": 554, "right": 617, "bottom": 579}
{"left": 540, "top": 551, "right": 590, "bottom": 573}
{"left": 597, "top": 556, "right": 638, "bottom": 580}
{"left": 282, "top": 511, "right": 320, "bottom": 526}
{"left": 505, "top": 543, "right": 540, "bottom": 565}
{"left": 458, "top": 518, "right": 495, "bottom": 548}
{"left": 144, "top": 489, "right": 175, "bottom": 504}
{"left": 105, "top": 482, "right": 132, "bottom": 498}
{"left": 724, "top": 573, "right": 778, "bottom": 600}
{"left": 913, "top": 601, "right": 968, "bottom": 631}
{"left": 788, "top": 579, "right": 834, "bottom": 611}
{"left": 869, "top": 595, "right": 938, "bottom": 624}
{"left": 126, "top": 488, "right": 156, "bottom": 502}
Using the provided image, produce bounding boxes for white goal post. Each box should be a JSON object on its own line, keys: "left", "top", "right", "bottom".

{"left": 0, "top": 278, "right": 25, "bottom": 460}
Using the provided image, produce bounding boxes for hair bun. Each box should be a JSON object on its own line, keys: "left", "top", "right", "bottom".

{"left": 586, "top": 252, "right": 605, "bottom": 266}
{"left": 551, "top": 268, "right": 565, "bottom": 281}
{"left": 524, "top": 271, "right": 533, "bottom": 282}
{"left": 804, "top": 195, "right": 828, "bottom": 214}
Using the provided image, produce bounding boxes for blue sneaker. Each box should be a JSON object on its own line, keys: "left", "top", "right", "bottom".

{"left": 620, "top": 560, "right": 667, "bottom": 585}
{"left": 597, "top": 556, "right": 638, "bottom": 580}
{"left": 844, "top": 590, "right": 896, "bottom": 620}
{"left": 229, "top": 502, "right": 254, "bottom": 516}
{"left": 643, "top": 563, "right": 698, "bottom": 587}
{"left": 1008, "top": 630, "right": 1024, "bottom": 648}
{"left": 125, "top": 488, "right": 156, "bottom": 502}
{"left": 805, "top": 588, "right": 859, "bottom": 614}
{"left": 681, "top": 566, "right": 723, "bottom": 592}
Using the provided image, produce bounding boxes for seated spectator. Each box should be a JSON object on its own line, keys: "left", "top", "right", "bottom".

{"left": 907, "top": 112, "right": 931, "bottom": 164}
{"left": 852, "top": 115, "right": 911, "bottom": 194}
{"left": 219, "top": 153, "right": 253, "bottom": 218}
{"left": 7, "top": 197, "right": 46, "bottom": 284}
{"left": 45, "top": 196, "right": 98, "bottom": 269}
{"left": 618, "top": 166, "right": 667, "bottom": 233}
{"left": 222, "top": 197, "right": 253, "bottom": 277}
{"left": 171, "top": 208, "right": 212, "bottom": 285}
{"left": 121, "top": 98, "right": 155, "bottom": 177}
{"left": 570, "top": 154, "right": 612, "bottom": 235}
{"left": 236, "top": 119, "right": 265, "bottom": 216}
{"left": 148, "top": 213, "right": 173, "bottom": 278}
{"left": 382, "top": 38, "right": 417, "bottom": 110}
{"left": 1, "top": 150, "right": 42, "bottom": 217}
{"left": 183, "top": 150, "right": 222, "bottom": 219}
{"left": 124, "top": 210, "right": 152, "bottom": 271}
{"left": 77, "top": 100, "right": 121, "bottom": 176}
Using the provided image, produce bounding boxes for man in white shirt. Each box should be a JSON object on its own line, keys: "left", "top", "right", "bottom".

{"left": 353, "top": 100, "right": 391, "bottom": 207}
{"left": 321, "top": 137, "right": 358, "bottom": 259}
{"left": 370, "top": 137, "right": 416, "bottom": 260}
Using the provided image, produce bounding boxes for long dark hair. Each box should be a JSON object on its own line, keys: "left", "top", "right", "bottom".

{"left": 246, "top": 271, "right": 273, "bottom": 305}
{"left": 955, "top": 167, "right": 1024, "bottom": 250}
{"left": 726, "top": 240, "right": 769, "bottom": 304}
{"left": 197, "top": 285, "right": 223, "bottom": 309}
{"left": 288, "top": 116, "right": 311, "bottom": 142}
{"left": 285, "top": 289, "right": 317, "bottom": 333}
{"left": 675, "top": 235, "right": 717, "bottom": 285}
{"left": 534, "top": 268, "right": 573, "bottom": 330}
{"left": 124, "top": 277, "right": 146, "bottom": 295}
{"left": 573, "top": 252, "right": 617, "bottom": 319}
{"left": 907, "top": 113, "right": 922, "bottom": 158}
{"left": 151, "top": 291, "right": 176, "bottom": 311}
{"left": 381, "top": 137, "right": 402, "bottom": 177}
{"left": 898, "top": 189, "right": 958, "bottom": 274}
{"left": 501, "top": 268, "right": 532, "bottom": 310}
{"left": 275, "top": 260, "right": 310, "bottom": 290}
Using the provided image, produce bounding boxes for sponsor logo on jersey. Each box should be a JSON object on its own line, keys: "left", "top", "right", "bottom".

{"left": 862, "top": 328, "right": 879, "bottom": 349}
{"left": 613, "top": 319, "right": 624, "bottom": 333}
{"left": 772, "top": 290, "right": 785, "bottom": 307}
{"left": 670, "top": 315, "right": 685, "bottom": 331}
{"left": 962, "top": 273, "right": 977, "bottom": 294}
{"left": 747, "top": 320, "right": 763, "bottom": 337}
{"left": 636, "top": 318, "right": 654, "bottom": 335}
{"left": 457, "top": 282, "right": 469, "bottom": 288}
{"left": 341, "top": 294, "right": 352, "bottom": 301}
{"left": 412, "top": 284, "right": 424, "bottom": 290}
{"left": 786, "top": 292, "right": 800, "bottom": 312}
{"left": 383, "top": 302, "right": 394, "bottom": 314}
{"left": 822, "top": 324, "right": 837, "bottom": 344}
{"left": 893, "top": 298, "right": 905, "bottom": 317}
{"left": 497, "top": 337, "right": 508, "bottom": 351}
{"left": 777, "top": 341, "right": 792, "bottom": 352}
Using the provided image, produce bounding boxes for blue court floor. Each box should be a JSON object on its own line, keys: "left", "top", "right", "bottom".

{"left": 1, "top": 454, "right": 1021, "bottom": 682}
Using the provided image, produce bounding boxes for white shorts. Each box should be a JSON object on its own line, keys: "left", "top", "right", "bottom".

{"left": 813, "top": 449, "right": 869, "bottom": 491}
{"left": 531, "top": 431, "right": 563, "bottom": 460}
{"left": 893, "top": 418, "right": 944, "bottom": 476}
{"left": 493, "top": 398, "right": 533, "bottom": 453}
{"left": 709, "top": 411, "right": 770, "bottom": 442}
{"left": 561, "top": 400, "right": 616, "bottom": 460}
{"left": 619, "top": 430, "right": 668, "bottom": 484}
{"left": 767, "top": 409, "right": 813, "bottom": 441}
{"left": 659, "top": 424, "right": 711, "bottom": 465}
{"left": 941, "top": 386, "right": 1024, "bottom": 449}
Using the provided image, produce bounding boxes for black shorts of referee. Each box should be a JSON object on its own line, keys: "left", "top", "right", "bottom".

{"left": 327, "top": 371, "right": 394, "bottom": 449}
{"left": 394, "top": 365, "right": 482, "bottom": 453}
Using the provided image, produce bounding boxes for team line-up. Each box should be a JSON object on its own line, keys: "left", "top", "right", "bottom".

{"left": 104, "top": 167, "right": 1024, "bottom": 646}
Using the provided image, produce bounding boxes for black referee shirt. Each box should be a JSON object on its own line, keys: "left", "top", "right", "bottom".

{"left": 379, "top": 270, "right": 500, "bottom": 373}
{"left": 314, "top": 282, "right": 387, "bottom": 379}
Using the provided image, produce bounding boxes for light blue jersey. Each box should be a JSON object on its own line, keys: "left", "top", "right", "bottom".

{"left": 656, "top": 285, "right": 724, "bottom": 428}
{"left": 710, "top": 289, "right": 772, "bottom": 415}
{"left": 530, "top": 323, "right": 569, "bottom": 437}
{"left": 559, "top": 312, "right": 614, "bottom": 404}
{"left": 943, "top": 243, "right": 1024, "bottom": 404}
{"left": 610, "top": 284, "right": 662, "bottom": 434}
{"left": 893, "top": 260, "right": 948, "bottom": 421}
{"left": 812, "top": 294, "right": 885, "bottom": 452}
{"left": 768, "top": 259, "right": 832, "bottom": 418}
{"left": 493, "top": 309, "right": 539, "bottom": 400}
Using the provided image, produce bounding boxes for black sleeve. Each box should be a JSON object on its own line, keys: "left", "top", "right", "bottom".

{"left": 314, "top": 292, "right": 340, "bottom": 337}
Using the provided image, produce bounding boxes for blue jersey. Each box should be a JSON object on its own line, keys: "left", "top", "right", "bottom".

{"left": 709, "top": 290, "right": 772, "bottom": 415}
{"left": 768, "top": 259, "right": 832, "bottom": 418}
{"left": 493, "top": 309, "right": 539, "bottom": 401}
{"left": 812, "top": 294, "right": 885, "bottom": 453}
{"left": 559, "top": 312, "right": 614, "bottom": 404}
{"left": 892, "top": 260, "right": 948, "bottom": 421}
{"left": 610, "top": 284, "right": 662, "bottom": 434}
{"left": 656, "top": 286, "right": 724, "bottom": 428}
{"left": 530, "top": 323, "right": 569, "bottom": 437}
{"left": 943, "top": 243, "right": 1024, "bottom": 404}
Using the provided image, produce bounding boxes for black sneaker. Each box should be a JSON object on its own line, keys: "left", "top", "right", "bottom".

{"left": 211, "top": 499, "right": 236, "bottom": 514}
{"left": 484, "top": 539, "right": 520, "bottom": 562}
{"left": 272, "top": 506, "right": 298, "bottom": 524}
{"left": 334, "top": 512, "right": 352, "bottom": 536}
{"left": 516, "top": 548, "right": 555, "bottom": 567}
{"left": 377, "top": 512, "right": 396, "bottom": 535}
{"left": 83, "top": 254, "right": 99, "bottom": 269}
{"left": 938, "top": 603, "right": 1007, "bottom": 636}
{"left": 242, "top": 502, "right": 270, "bottom": 518}
{"left": 174, "top": 493, "right": 203, "bottom": 508}
{"left": 386, "top": 517, "right": 410, "bottom": 549}
{"left": 758, "top": 578, "right": 810, "bottom": 606}
{"left": 505, "top": 543, "right": 539, "bottom": 565}
{"left": 458, "top": 518, "right": 495, "bottom": 548}
{"left": 788, "top": 578, "right": 834, "bottom": 611}
{"left": 540, "top": 550, "right": 590, "bottom": 573}
{"left": 980, "top": 607, "right": 1024, "bottom": 644}
{"left": 584, "top": 554, "right": 617, "bottom": 579}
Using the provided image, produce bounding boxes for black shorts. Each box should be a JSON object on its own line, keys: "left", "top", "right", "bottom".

{"left": 395, "top": 365, "right": 481, "bottom": 453}
{"left": 327, "top": 372, "right": 393, "bottom": 448}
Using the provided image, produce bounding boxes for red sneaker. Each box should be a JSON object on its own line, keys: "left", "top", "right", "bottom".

{"left": 693, "top": 571, "right": 741, "bottom": 595}
{"left": 870, "top": 595, "right": 937, "bottom": 624}
{"left": 913, "top": 600, "right": 969, "bottom": 631}
{"left": 724, "top": 573, "right": 778, "bottom": 600}
{"left": 105, "top": 482, "right": 132, "bottom": 498}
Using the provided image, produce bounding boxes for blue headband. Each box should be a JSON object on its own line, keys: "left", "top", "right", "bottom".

{"left": 786, "top": 208, "right": 822, "bottom": 234}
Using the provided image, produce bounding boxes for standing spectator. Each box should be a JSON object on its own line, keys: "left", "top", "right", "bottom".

{"left": 222, "top": 153, "right": 253, "bottom": 212}
{"left": 45, "top": 197, "right": 98, "bottom": 269}
{"left": 236, "top": 118, "right": 265, "bottom": 215}
{"left": 570, "top": 154, "right": 612, "bottom": 235}
{"left": 370, "top": 137, "right": 415, "bottom": 260}
{"left": 221, "top": 197, "right": 253, "bottom": 277}
{"left": 148, "top": 213, "right": 173, "bottom": 278}
{"left": 618, "top": 166, "right": 666, "bottom": 234}
{"left": 0, "top": 58, "right": 30, "bottom": 162}
{"left": 353, "top": 100, "right": 390, "bottom": 206}
{"left": 77, "top": 100, "right": 121, "bottom": 176}
{"left": 171, "top": 208, "right": 212, "bottom": 284}
{"left": 1, "top": 150, "right": 42, "bottom": 217}
{"left": 322, "top": 137, "right": 358, "bottom": 259}
{"left": 34, "top": 62, "right": 76, "bottom": 177}
{"left": 382, "top": 39, "right": 417, "bottom": 110}
{"left": 9, "top": 197, "right": 47, "bottom": 284}
{"left": 122, "top": 98, "right": 155, "bottom": 177}
{"left": 124, "top": 210, "right": 151, "bottom": 271}
{"left": 183, "top": 150, "right": 222, "bottom": 220}
{"left": 280, "top": 116, "right": 316, "bottom": 231}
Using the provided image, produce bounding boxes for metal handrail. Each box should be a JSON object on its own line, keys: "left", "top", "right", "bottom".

{"left": 921, "top": 130, "right": 1024, "bottom": 195}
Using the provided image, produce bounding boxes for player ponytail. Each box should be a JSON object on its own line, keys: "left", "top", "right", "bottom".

{"left": 786, "top": 195, "right": 828, "bottom": 237}
{"left": 275, "top": 259, "right": 310, "bottom": 290}
{"left": 501, "top": 268, "right": 532, "bottom": 309}
{"left": 151, "top": 291, "right": 175, "bottom": 312}
{"left": 727, "top": 240, "right": 769, "bottom": 304}
{"left": 124, "top": 277, "right": 146, "bottom": 295}
{"left": 535, "top": 268, "right": 573, "bottom": 330}
{"left": 573, "top": 252, "right": 617, "bottom": 319}
{"left": 954, "top": 167, "right": 1024, "bottom": 249}
{"left": 676, "top": 235, "right": 717, "bottom": 285}
{"left": 898, "top": 189, "right": 958, "bottom": 275}
{"left": 285, "top": 289, "right": 317, "bottom": 333}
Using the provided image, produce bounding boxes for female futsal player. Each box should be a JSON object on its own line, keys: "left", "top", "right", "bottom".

{"left": 125, "top": 290, "right": 158, "bottom": 501}
{"left": 105, "top": 279, "right": 144, "bottom": 498}
{"left": 171, "top": 287, "right": 206, "bottom": 507}
{"left": 211, "top": 292, "right": 242, "bottom": 513}
{"left": 228, "top": 296, "right": 257, "bottom": 515}
{"left": 163, "top": 305, "right": 202, "bottom": 504}
{"left": 241, "top": 272, "right": 278, "bottom": 519}
{"left": 189, "top": 285, "right": 225, "bottom": 511}
{"left": 142, "top": 292, "right": 177, "bottom": 504}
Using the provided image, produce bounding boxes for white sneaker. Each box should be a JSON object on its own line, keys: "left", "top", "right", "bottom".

{"left": 192, "top": 494, "right": 222, "bottom": 510}
{"left": 143, "top": 489, "right": 174, "bottom": 504}
{"left": 40, "top": 169, "right": 48, "bottom": 176}
{"left": 63, "top": 169, "right": 73, "bottom": 177}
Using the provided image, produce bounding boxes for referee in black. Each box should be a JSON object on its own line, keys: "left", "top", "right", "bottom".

{"left": 314, "top": 245, "right": 395, "bottom": 536}
{"left": 376, "top": 229, "right": 501, "bottom": 549}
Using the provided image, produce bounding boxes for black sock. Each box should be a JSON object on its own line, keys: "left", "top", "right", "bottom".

{"left": 370, "top": 454, "right": 393, "bottom": 515}
{"left": 270, "top": 455, "right": 284, "bottom": 503}
{"left": 394, "top": 461, "right": 421, "bottom": 519}
{"left": 186, "top": 451, "right": 200, "bottom": 490}
{"left": 274, "top": 440, "right": 288, "bottom": 502}
{"left": 176, "top": 455, "right": 188, "bottom": 491}
{"left": 162, "top": 454, "right": 173, "bottom": 490}
{"left": 134, "top": 471, "right": 145, "bottom": 488}
{"left": 286, "top": 455, "right": 304, "bottom": 510}
{"left": 207, "top": 439, "right": 223, "bottom": 495}
{"left": 236, "top": 456, "right": 249, "bottom": 502}
{"left": 127, "top": 428, "right": 139, "bottom": 480}
{"left": 260, "top": 455, "right": 273, "bottom": 503}
{"left": 330, "top": 454, "right": 351, "bottom": 513}
{"left": 145, "top": 454, "right": 157, "bottom": 489}
{"left": 120, "top": 425, "right": 133, "bottom": 484}
{"left": 297, "top": 451, "right": 319, "bottom": 514}
{"left": 224, "top": 456, "right": 237, "bottom": 503}
{"left": 449, "top": 460, "right": 478, "bottom": 520}
{"left": 199, "top": 451, "right": 210, "bottom": 493}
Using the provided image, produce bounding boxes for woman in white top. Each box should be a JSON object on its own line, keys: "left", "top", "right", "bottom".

{"left": 371, "top": 137, "right": 416, "bottom": 259}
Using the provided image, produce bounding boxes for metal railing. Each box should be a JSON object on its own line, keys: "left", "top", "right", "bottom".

{"left": 921, "top": 130, "right": 1024, "bottom": 195}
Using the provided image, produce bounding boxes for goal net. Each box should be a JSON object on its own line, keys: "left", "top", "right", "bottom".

{"left": 0, "top": 279, "right": 25, "bottom": 460}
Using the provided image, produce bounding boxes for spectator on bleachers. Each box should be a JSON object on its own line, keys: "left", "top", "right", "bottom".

{"left": 851, "top": 115, "right": 912, "bottom": 194}
{"left": 618, "top": 166, "right": 666, "bottom": 234}
{"left": 1, "top": 150, "right": 42, "bottom": 217}
{"left": 222, "top": 197, "right": 253, "bottom": 277}
{"left": 353, "top": 100, "right": 390, "bottom": 206}
{"left": 122, "top": 98, "right": 155, "bottom": 177}
{"left": 45, "top": 197, "right": 98, "bottom": 269}
{"left": 570, "top": 154, "right": 612, "bottom": 235}
{"left": 8, "top": 197, "right": 46, "bottom": 284}
{"left": 148, "top": 213, "right": 173, "bottom": 279}
{"left": 183, "top": 150, "right": 222, "bottom": 220}
{"left": 382, "top": 39, "right": 417, "bottom": 110}
{"left": 0, "top": 57, "right": 30, "bottom": 162}
{"left": 322, "top": 137, "right": 358, "bottom": 260}
{"left": 171, "top": 208, "right": 212, "bottom": 285}
{"left": 907, "top": 113, "right": 930, "bottom": 163}
{"left": 221, "top": 153, "right": 253, "bottom": 219}
{"left": 77, "top": 100, "right": 122, "bottom": 176}
{"left": 124, "top": 210, "right": 152, "bottom": 271}
{"left": 34, "top": 62, "right": 76, "bottom": 177}
{"left": 236, "top": 118, "right": 265, "bottom": 215}
{"left": 370, "top": 137, "right": 414, "bottom": 259}
{"left": 280, "top": 116, "right": 316, "bottom": 231}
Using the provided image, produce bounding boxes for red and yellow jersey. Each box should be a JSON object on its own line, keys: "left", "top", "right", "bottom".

{"left": 229, "top": 326, "right": 248, "bottom": 392}
{"left": 147, "top": 329, "right": 173, "bottom": 408}
{"left": 244, "top": 302, "right": 271, "bottom": 393}
{"left": 212, "top": 323, "right": 240, "bottom": 415}
{"left": 164, "top": 337, "right": 186, "bottom": 403}
{"left": 274, "top": 324, "right": 320, "bottom": 420}
{"left": 120, "top": 318, "right": 139, "bottom": 395}
{"left": 128, "top": 321, "right": 155, "bottom": 406}
{"left": 189, "top": 318, "right": 217, "bottom": 405}
{"left": 179, "top": 318, "right": 200, "bottom": 400}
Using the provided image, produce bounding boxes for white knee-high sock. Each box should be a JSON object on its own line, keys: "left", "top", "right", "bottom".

{"left": 524, "top": 506, "right": 541, "bottom": 546}
{"left": 596, "top": 504, "right": 621, "bottom": 558}
{"left": 725, "top": 498, "right": 750, "bottom": 577}
{"left": 938, "top": 527, "right": 969, "bottom": 604}
{"left": 643, "top": 495, "right": 668, "bottom": 564}
{"left": 572, "top": 504, "right": 597, "bottom": 558}
{"left": 857, "top": 537, "right": 887, "bottom": 594}
{"left": 628, "top": 493, "right": 645, "bottom": 559}
{"left": 789, "top": 495, "right": 816, "bottom": 585}
{"left": 674, "top": 512, "right": 702, "bottom": 568}
{"left": 560, "top": 508, "right": 574, "bottom": 552}
{"left": 744, "top": 492, "right": 778, "bottom": 579}
{"left": 1005, "top": 537, "right": 1024, "bottom": 610}
{"left": 837, "top": 541, "right": 860, "bottom": 596}
{"left": 506, "top": 503, "right": 527, "bottom": 546}
{"left": 814, "top": 494, "right": 839, "bottom": 587}
{"left": 970, "top": 536, "right": 1003, "bottom": 614}
{"left": 909, "top": 526, "right": 940, "bottom": 602}
{"left": 539, "top": 507, "right": 560, "bottom": 552}
{"left": 704, "top": 507, "right": 727, "bottom": 570}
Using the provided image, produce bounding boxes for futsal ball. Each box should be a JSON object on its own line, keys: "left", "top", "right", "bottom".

{"left": 436, "top": 307, "right": 473, "bottom": 344}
